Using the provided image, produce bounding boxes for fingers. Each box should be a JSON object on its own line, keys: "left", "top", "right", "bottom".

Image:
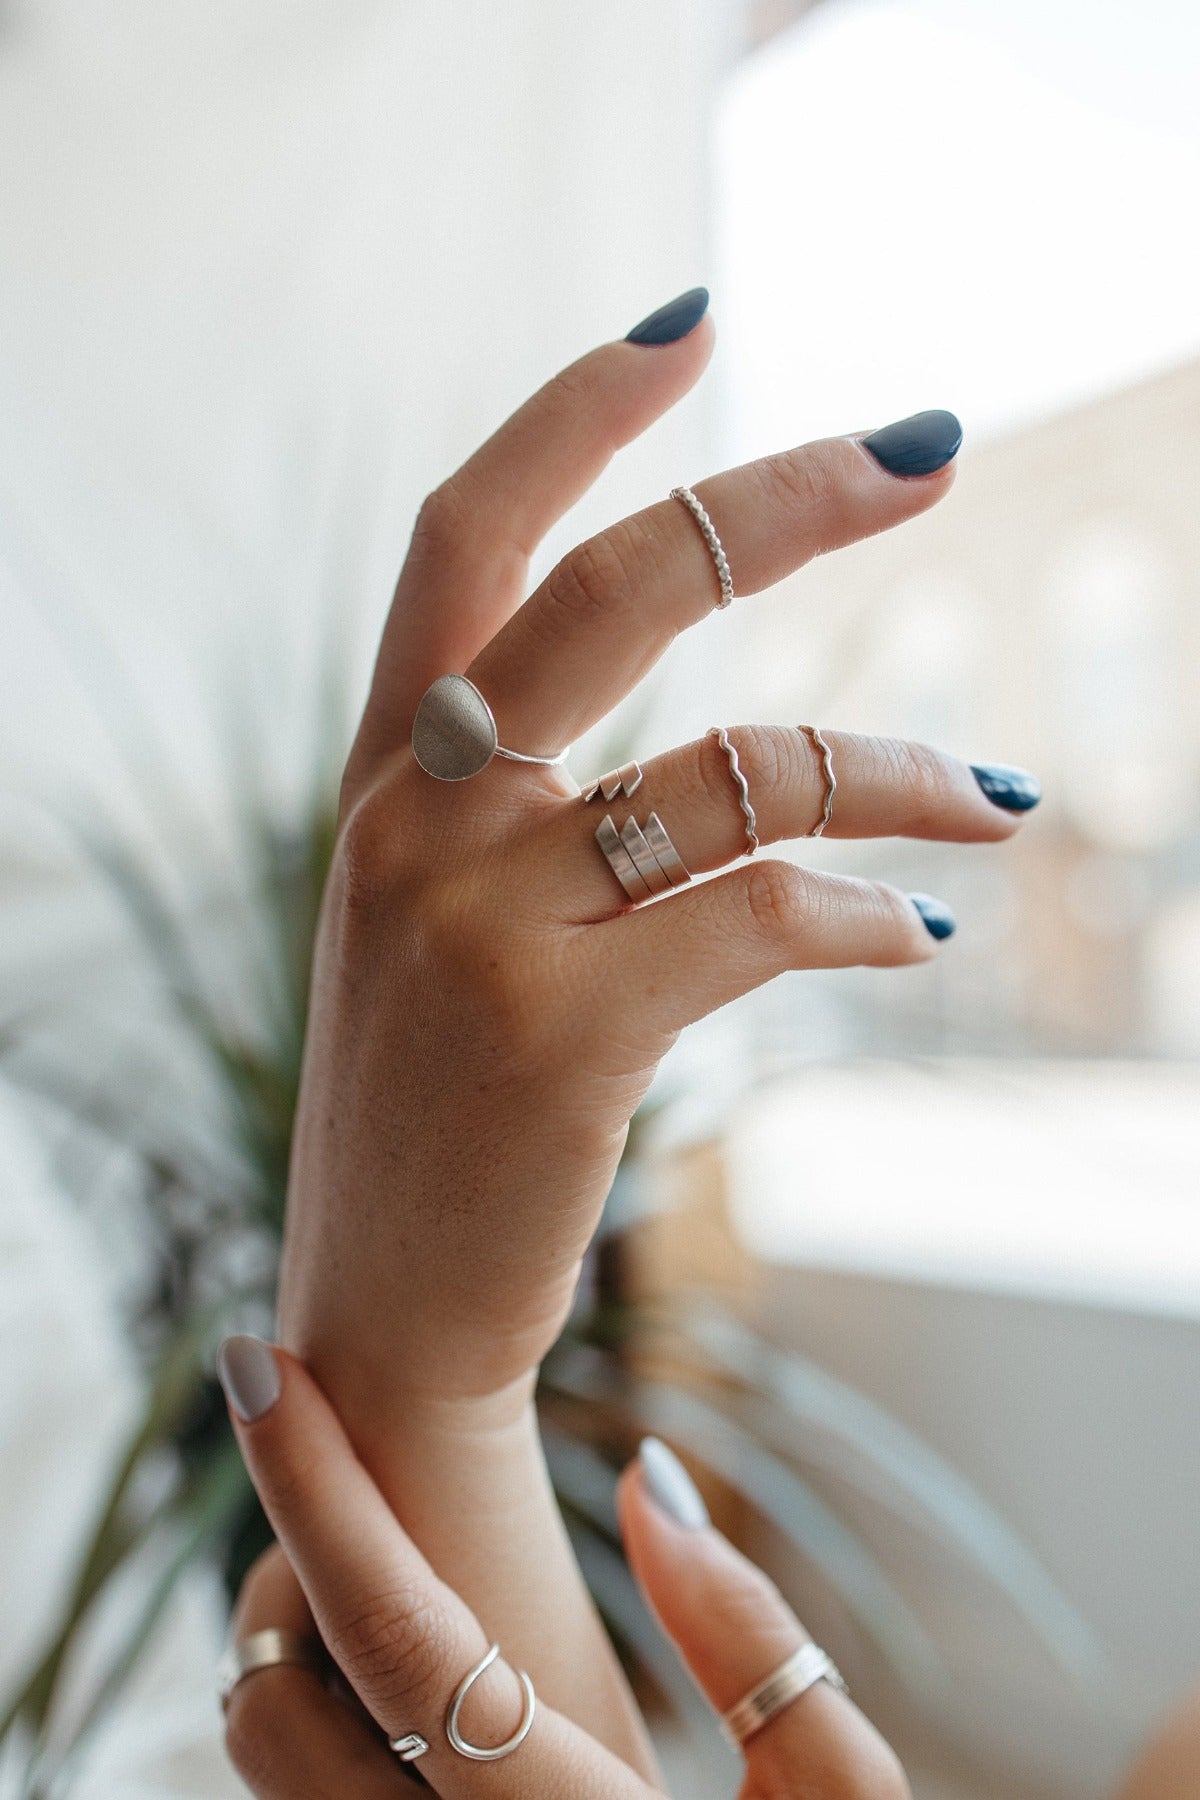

{"left": 470, "top": 414, "right": 960, "bottom": 753}
{"left": 598, "top": 858, "right": 943, "bottom": 1041}
{"left": 217, "top": 1337, "right": 653, "bottom": 1800}
{"left": 356, "top": 294, "right": 714, "bottom": 761}
{"left": 619, "top": 1441, "right": 910, "bottom": 1799}
{"left": 542, "top": 726, "right": 1038, "bottom": 917}
{"left": 223, "top": 1546, "right": 404, "bottom": 1799}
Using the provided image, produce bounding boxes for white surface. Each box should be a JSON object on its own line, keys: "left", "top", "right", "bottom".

{"left": 728, "top": 1060, "right": 1200, "bottom": 1315}
{"left": 718, "top": 0, "right": 1200, "bottom": 455}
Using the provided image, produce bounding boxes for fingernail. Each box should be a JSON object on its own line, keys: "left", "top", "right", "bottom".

{"left": 639, "top": 1437, "right": 710, "bottom": 1529}
{"left": 971, "top": 763, "right": 1042, "bottom": 813}
{"left": 862, "top": 409, "right": 963, "bottom": 477}
{"left": 217, "top": 1335, "right": 281, "bottom": 1423}
{"left": 909, "top": 893, "right": 957, "bottom": 941}
{"left": 625, "top": 286, "right": 710, "bottom": 347}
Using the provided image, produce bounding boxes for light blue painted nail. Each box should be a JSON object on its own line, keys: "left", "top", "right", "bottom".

{"left": 639, "top": 1437, "right": 710, "bottom": 1529}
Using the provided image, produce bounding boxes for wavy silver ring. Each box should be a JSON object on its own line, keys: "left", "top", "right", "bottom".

{"left": 671, "top": 485, "right": 735, "bottom": 609}
{"left": 800, "top": 725, "right": 837, "bottom": 837}
{"left": 412, "top": 674, "right": 571, "bottom": 781}
{"left": 445, "top": 1642, "right": 536, "bottom": 1762}
{"left": 709, "top": 727, "right": 759, "bottom": 855}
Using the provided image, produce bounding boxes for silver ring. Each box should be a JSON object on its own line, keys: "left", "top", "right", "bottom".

{"left": 388, "top": 1732, "right": 431, "bottom": 1761}
{"left": 445, "top": 1642, "right": 536, "bottom": 1762}
{"left": 671, "top": 485, "right": 735, "bottom": 609}
{"left": 720, "top": 1641, "right": 848, "bottom": 1750}
{"left": 583, "top": 760, "right": 644, "bottom": 802}
{"left": 596, "top": 811, "right": 692, "bottom": 903}
{"left": 412, "top": 674, "right": 571, "bottom": 781}
{"left": 800, "top": 725, "right": 837, "bottom": 837}
{"left": 217, "top": 1629, "right": 328, "bottom": 1713}
{"left": 709, "top": 727, "right": 759, "bottom": 855}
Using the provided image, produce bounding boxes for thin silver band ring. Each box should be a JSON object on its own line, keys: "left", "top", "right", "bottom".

{"left": 721, "top": 1641, "right": 848, "bottom": 1749}
{"left": 671, "top": 485, "right": 736, "bottom": 609}
{"left": 217, "top": 1630, "right": 328, "bottom": 1713}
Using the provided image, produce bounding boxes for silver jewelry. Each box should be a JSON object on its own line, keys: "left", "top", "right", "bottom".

{"left": 709, "top": 727, "right": 759, "bottom": 855}
{"left": 800, "top": 725, "right": 837, "bottom": 837}
{"left": 583, "top": 761, "right": 644, "bottom": 802}
{"left": 596, "top": 811, "right": 691, "bottom": 903}
{"left": 412, "top": 673, "right": 571, "bottom": 781}
{"left": 445, "top": 1642, "right": 536, "bottom": 1762}
{"left": 721, "top": 1642, "right": 848, "bottom": 1750}
{"left": 388, "top": 1732, "right": 431, "bottom": 1761}
{"left": 217, "top": 1629, "right": 328, "bottom": 1713}
{"left": 671, "top": 485, "right": 735, "bottom": 609}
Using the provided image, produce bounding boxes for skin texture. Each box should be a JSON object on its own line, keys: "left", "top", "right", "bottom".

{"left": 222, "top": 1348, "right": 912, "bottom": 1800}
{"left": 273, "top": 310, "right": 1038, "bottom": 1768}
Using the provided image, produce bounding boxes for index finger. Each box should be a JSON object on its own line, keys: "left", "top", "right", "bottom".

{"left": 358, "top": 290, "right": 713, "bottom": 763}
{"left": 217, "top": 1336, "right": 656, "bottom": 1800}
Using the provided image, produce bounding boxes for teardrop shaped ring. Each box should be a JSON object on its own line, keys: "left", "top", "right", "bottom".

{"left": 445, "top": 1642, "right": 537, "bottom": 1762}
{"left": 412, "top": 674, "right": 571, "bottom": 781}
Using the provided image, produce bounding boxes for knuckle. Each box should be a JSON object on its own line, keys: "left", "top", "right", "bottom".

{"left": 411, "top": 478, "right": 473, "bottom": 560}
{"left": 326, "top": 1586, "right": 453, "bottom": 1722}
{"left": 544, "top": 513, "right": 655, "bottom": 636}
{"left": 338, "top": 786, "right": 401, "bottom": 911}
{"left": 743, "top": 860, "right": 811, "bottom": 940}
{"left": 757, "top": 439, "right": 841, "bottom": 530}
{"left": 884, "top": 736, "right": 958, "bottom": 831}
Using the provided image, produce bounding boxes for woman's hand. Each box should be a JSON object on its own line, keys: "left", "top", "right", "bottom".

{"left": 278, "top": 289, "right": 1039, "bottom": 1429}
{"left": 219, "top": 1337, "right": 910, "bottom": 1800}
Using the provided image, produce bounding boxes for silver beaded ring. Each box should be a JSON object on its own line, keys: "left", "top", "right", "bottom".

{"left": 671, "top": 485, "right": 735, "bottom": 610}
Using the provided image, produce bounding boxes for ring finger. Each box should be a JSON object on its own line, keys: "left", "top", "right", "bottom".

{"left": 540, "top": 725, "right": 1039, "bottom": 917}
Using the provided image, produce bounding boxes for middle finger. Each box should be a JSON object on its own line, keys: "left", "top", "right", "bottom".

{"left": 467, "top": 414, "right": 961, "bottom": 754}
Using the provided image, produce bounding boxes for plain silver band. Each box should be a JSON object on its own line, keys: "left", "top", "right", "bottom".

{"left": 709, "top": 726, "right": 759, "bottom": 855}
{"left": 217, "top": 1629, "right": 328, "bottom": 1712}
{"left": 721, "top": 1642, "right": 848, "bottom": 1749}
{"left": 620, "top": 816, "right": 674, "bottom": 894}
{"left": 800, "top": 725, "right": 837, "bottom": 837}
{"left": 641, "top": 812, "right": 692, "bottom": 888}
{"left": 445, "top": 1642, "right": 537, "bottom": 1761}
{"left": 671, "top": 485, "right": 735, "bottom": 609}
{"left": 494, "top": 742, "right": 571, "bottom": 768}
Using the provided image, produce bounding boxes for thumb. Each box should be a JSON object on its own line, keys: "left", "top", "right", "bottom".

{"left": 617, "top": 1438, "right": 909, "bottom": 1798}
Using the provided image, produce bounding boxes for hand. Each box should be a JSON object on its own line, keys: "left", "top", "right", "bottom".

{"left": 219, "top": 1338, "right": 910, "bottom": 1800}
{"left": 279, "top": 291, "right": 1040, "bottom": 1428}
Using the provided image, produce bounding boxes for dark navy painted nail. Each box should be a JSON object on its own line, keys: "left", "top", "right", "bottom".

{"left": 909, "top": 894, "right": 957, "bottom": 941}
{"left": 625, "top": 286, "right": 710, "bottom": 347}
{"left": 971, "top": 763, "right": 1042, "bottom": 813}
{"left": 862, "top": 409, "right": 963, "bottom": 477}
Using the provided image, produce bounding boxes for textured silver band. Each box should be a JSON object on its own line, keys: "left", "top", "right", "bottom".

{"left": 217, "top": 1630, "right": 328, "bottom": 1713}
{"left": 671, "top": 485, "right": 735, "bottom": 609}
{"left": 721, "top": 1641, "right": 848, "bottom": 1749}
{"left": 709, "top": 726, "right": 759, "bottom": 855}
{"left": 445, "top": 1643, "right": 537, "bottom": 1762}
{"left": 800, "top": 725, "right": 837, "bottom": 837}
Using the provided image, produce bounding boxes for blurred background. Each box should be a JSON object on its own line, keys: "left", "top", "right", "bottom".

{"left": 2, "top": 2, "right": 1199, "bottom": 1797}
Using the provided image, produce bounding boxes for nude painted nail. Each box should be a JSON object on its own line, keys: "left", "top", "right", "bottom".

{"left": 217, "top": 1335, "right": 281, "bottom": 1422}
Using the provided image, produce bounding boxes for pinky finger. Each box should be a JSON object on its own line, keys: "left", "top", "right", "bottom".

{"left": 610, "top": 860, "right": 950, "bottom": 1037}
